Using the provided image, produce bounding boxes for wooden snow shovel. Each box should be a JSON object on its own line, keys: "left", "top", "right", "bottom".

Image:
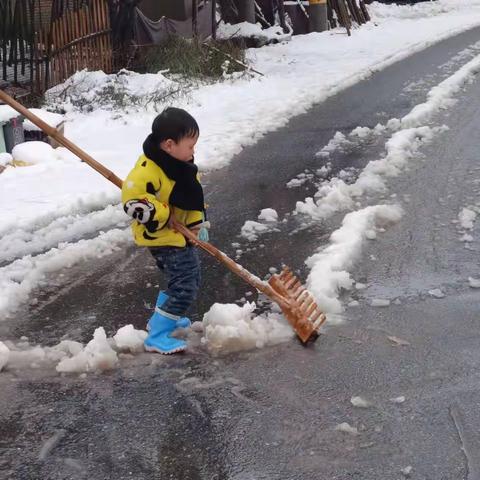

{"left": 0, "top": 90, "right": 326, "bottom": 344}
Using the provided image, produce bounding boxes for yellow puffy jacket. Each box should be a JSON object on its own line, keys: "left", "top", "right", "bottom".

{"left": 121, "top": 154, "right": 204, "bottom": 248}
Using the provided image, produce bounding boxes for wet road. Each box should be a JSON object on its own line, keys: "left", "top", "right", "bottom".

{"left": 2, "top": 27, "right": 480, "bottom": 479}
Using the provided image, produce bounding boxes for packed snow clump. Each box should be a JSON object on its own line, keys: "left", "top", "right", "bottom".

{"left": 468, "top": 277, "right": 480, "bottom": 288}
{"left": 335, "top": 422, "right": 359, "bottom": 435}
{"left": 351, "top": 396, "right": 371, "bottom": 408}
{"left": 12, "top": 142, "right": 59, "bottom": 165}
{"left": 458, "top": 208, "right": 477, "bottom": 230}
{"left": 56, "top": 327, "right": 118, "bottom": 373}
{"left": 258, "top": 208, "right": 279, "bottom": 222}
{"left": 428, "top": 288, "right": 445, "bottom": 299}
{"left": 113, "top": 324, "right": 148, "bottom": 353}
{"left": 202, "top": 302, "right": 293, "bottom": 355}
{"left": 371, "top": 298, "right": 391, "bottom": 307}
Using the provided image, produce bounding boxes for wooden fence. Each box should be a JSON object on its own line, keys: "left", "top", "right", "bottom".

{"left": 35, "top": 0, "right": 112, "bottom": 91}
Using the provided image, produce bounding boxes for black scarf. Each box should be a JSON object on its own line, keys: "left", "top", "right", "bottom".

{"left": 143, "top": 134, "right": 204, "bottom": 212}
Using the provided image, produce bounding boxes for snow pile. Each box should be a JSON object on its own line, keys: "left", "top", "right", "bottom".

{"left": 56, "top": 327, "right": 118, "bottom": 373}
{"left": 258, "top": 208, "right": 279, "bottom": 222}
{"left": 23, "top": 109, "right": 64, "bottom": 131}
{"left": 217, "top": 22, "right": 290, "bottom": 43}
{"left": 458, "top": 207, "right": 477, "bottom": 230}
{"left": 113, "top": 324, "right": 148, "bottom": 353}
{"left": 12, "top": 142, "right": 59, "bottom": 166}
{"left": 0, "top": 228, "right": 130, "bottom": 318}
{"left": 1, "top": 324, "right": 148, "bottom": 374}
{"left": 0, "top": 153, "right": 12, "bottom": 167}
{"left": 0, "top": 204, "right": 127, "bottom": 263}
{"left": 46, "top": 69, "right": 176, "bottom": 113}
{"left": 306, "top": 205, "right": 403, "bottom": 316}
{"left": 316, "top": 131, "right": 353, "bottom": 158}
{"left": 202, "top": 302, "right": 293, "bottom": 355}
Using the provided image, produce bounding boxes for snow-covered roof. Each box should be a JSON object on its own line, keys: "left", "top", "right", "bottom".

{"left": 23, "top": 109, "right": 64, "bottom": 131}
{"left": 0, "top": 105, "right": 21, "bottom": 123}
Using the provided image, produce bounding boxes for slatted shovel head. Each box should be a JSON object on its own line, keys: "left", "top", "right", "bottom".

{"left": 268, "top": 267, "right": 327, "bottom": 344}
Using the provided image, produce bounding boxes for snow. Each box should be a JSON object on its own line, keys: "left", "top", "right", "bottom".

{"left": 258, "top": 208, "right": 279, "bottom": 222}
{"left": 351, "top": 396, "right": 371, "bottom": 408}
{"left": 371, "top": 298, "right": 391, "bottom": 307}
{"left": 240, "top": 217, "right": 279, "bottom": 241}
{"left": 113, "top": 324, "right": 148, "bottom": 353}
{"left": 12, "top": 142, "right": 59, "bottom": 165}
{"left": 0, "top": 228, "right": 130, "bottom": 318}
{"left": 0, "top": 342, "right": 10, "bottom": 371}
{"left": 56, "top": 327, "right": 118, "bottom": 373}
{"left": 0, "top": 324, "right": 149, "bottom": 374}
{"left": 0, "top": 205, "right": 127, "bottom": 264}
{"left": 428, "top": 288, "right": 445, "bottom": 299}
{"left": 401, "top": 466, "right": 413, "bottom": 478}
{"left": 240, "top": 221, "right": 269, "bottom": 241}
{"left": 468, "top": 277, "right": 480, "bottom": 289}
{"left": 2, "top": 1, "right": 480, "bottom": 322}
{"left": 305, "top": 205, "right": 402, "bottom": 317}
{"left": 3, "top": 0, "right": 480, "bottom": 241}
{"left": 0, "top": 153, "right": 12, "bottom": 167}
{"left": 335, "top": 422, "right": 358, "bottom": 435}
{"left": 458, "top": 207, "right": 477, "bottom": 230}
{"left": 216, "top": 21, "right": 290, "bottom": 43}
{"left": 390, "top": 396, "right": 406, "bottom": 404}
{"left": 201, "top": 302, "right": 293, "bottom": 355}
{"left": 296, "top": 126, "right": 444, "bottom": 221}
{"left": 23, "top": 109, "right": 64, "bottom": 131}
{"left": 0, "top": 105, "right": 20, "bottom": 123}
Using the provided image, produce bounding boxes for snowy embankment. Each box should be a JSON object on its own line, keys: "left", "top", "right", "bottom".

{"left": 2, "top": 1, "right": 480, "bottom": 362}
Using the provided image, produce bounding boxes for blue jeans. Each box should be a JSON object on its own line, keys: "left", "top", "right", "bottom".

{"left": 149, "top": 246, "right": 201, "bottom": 317}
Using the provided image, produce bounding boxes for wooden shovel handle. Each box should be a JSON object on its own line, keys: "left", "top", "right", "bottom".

{"left": 0, "top": 90, "right": 123, "bottom": 189}
{"left": 175, "top": 223, "right": 289, "bottom": 308}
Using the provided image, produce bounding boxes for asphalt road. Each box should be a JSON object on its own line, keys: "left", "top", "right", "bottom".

{"left": 1, "top": 26, "right": 480, "bottom": 480}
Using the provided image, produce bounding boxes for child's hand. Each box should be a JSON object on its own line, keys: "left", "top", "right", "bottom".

{"left": 168, "top": 214, "right": 182, "bottom": 232}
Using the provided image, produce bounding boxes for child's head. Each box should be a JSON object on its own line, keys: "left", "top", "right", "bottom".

{"left": 152, "top": 107, "right": 199, "bottom": 162}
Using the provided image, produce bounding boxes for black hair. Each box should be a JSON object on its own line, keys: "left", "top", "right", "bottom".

{"left": 151, "top": 107, "right": 199, "bottom": 144}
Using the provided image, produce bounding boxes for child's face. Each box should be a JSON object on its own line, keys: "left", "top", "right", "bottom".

{"left": 161, "top": 135, "right": 198, "bottom": 162}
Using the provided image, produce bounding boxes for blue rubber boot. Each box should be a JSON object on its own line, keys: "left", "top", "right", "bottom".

{"left": 144, "top": 310, "right": 187, "bottom": 354}
{"left": 147, "top": 291, "right": 191, "bottom": 331}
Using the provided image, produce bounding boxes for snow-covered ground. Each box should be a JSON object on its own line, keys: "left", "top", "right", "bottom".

{"left": 2, "top": 0, "right": 480, "bottom": 364}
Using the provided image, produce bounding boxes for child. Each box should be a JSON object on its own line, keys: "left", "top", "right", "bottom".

{"left": 122, "top": 107, "right": 208, "bottom": 354}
